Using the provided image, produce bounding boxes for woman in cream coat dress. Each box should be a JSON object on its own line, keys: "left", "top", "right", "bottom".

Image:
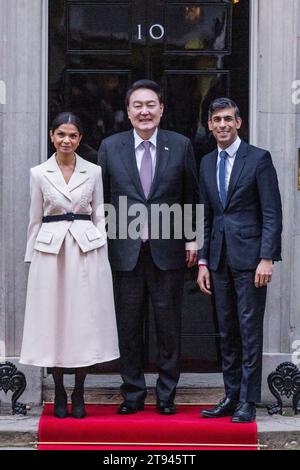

{"left": 20, "top": 113, "right": 119, "bottom": 419}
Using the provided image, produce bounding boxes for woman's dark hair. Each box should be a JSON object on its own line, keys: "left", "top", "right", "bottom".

{"left": 50, "top": 112, "right": 84, "bottom": 135}
{"left": 125, "top": 79, "right": 163, "bottom": 106}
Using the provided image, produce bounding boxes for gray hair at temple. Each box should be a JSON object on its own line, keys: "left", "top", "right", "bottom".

{"left": 208, "top": 97, "right": 241, "bottom": 120}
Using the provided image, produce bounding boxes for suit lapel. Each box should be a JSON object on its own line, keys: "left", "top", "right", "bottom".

{"left": 207, "top": 149, "right": 223, "bottom": 211}
{"left": 225, "top": 140, "right": 247, "bottom": 209}
{"left": 68, "top": 154, "right": 89, "bottom": 192}
{"left": 120, "top": 131, "right": 145, "bottom": 199}
{"left": 147, "top": 129, "right": 170, "bottom": 200}
{"left": 43, "top": 154, "right": 72, "bottom": 201}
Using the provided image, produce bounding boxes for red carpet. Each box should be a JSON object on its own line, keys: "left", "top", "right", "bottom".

{"left": 38, "top": 404, "right": 258, "bottom": 450}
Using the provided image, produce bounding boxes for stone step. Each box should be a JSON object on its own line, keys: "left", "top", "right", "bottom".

{"left": 0, "top": 404, "right": 40, "bottom": 449}
{"left": 0, "top": 404, "right": 300, "bottom": 450}
{"left": 2, "top": 375, "right": 300, "bottom": 450}
{"left": 42, "top": 372, "right": 225, "bottom": 404}
{"left": 43, "top": 386, "right": 225, "bottom": 405}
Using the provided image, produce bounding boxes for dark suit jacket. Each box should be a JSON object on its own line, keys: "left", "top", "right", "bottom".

{"left": 98, "top": 129, "right": 198, "bottom": 271}
{"left": 199, "top": 140, "right": 282, "bottom": 271}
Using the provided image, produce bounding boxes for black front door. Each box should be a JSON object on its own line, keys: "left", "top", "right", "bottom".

{"left": 49, "top": 0, "right": 249, "bottom": 373}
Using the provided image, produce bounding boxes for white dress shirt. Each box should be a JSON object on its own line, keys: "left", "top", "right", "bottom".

{"left": 134, "top": 128, "right": 157, "bottom": 176}
{"left": 216, "top": 136, "right": 241, "bottom": 195}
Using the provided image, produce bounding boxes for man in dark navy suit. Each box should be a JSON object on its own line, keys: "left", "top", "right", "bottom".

{"left": 98, "top": 80, "right": 198, "bottom": 415}
{"left": 198, "top": 97, "right": 282, "bottom": 422}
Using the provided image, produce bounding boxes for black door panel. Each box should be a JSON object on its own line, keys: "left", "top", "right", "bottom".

{"left": 49, "top": 0, "right": 249, "bottom": 372}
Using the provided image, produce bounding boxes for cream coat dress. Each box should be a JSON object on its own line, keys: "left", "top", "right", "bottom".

{"left": 20, "top": 154, "right": 119, "bottom": 367}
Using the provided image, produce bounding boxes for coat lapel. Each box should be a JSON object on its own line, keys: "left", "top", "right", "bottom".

{"left": 207, "top": 149, "right": 223, "bottom": 211}
{"left": 43, "top": 154, "right": 72, "bottom": 201}
{"left": 147, "top": 129, "right": 170, "bottom": 200}
{"left": 43, "top": 154, "right": 90, "bottom": 201}
{"left": 120, "top": 131, "right": 145, "bottom": 200}
{"left": 68, "top": 154, "right": 89, "bottom": 192}
{"left": 225, "top": 140, "right": 247, "bottom": 209}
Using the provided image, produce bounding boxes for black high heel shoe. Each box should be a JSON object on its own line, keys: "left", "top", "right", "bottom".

{"left": 71, "top": 392, "right": 86, "bottom": 418}
{"left": 54, "top": 390, "right": 68, "bottom": 418}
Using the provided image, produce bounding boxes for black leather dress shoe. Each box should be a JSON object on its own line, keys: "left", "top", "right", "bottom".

{"left": 201, "top": 397, "right": 238, "bottom": 418}
{"left": 118, "top": 401, "right": 145, "bottom": 415}
{"left": 156, "top": 402, "right": 177, "bottom": 415}
{"left": 231, "top": 402, "right": 256, "bottom": 423}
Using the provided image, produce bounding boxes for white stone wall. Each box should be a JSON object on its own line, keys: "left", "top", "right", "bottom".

{"left": 293, "top": 0, "right": 300, "bottom": 369}
{"left": 0, "top": 0, "right": 47, "bottom": 403}
{"left": 250, "top": 0, "right": 300, "bottom": 400}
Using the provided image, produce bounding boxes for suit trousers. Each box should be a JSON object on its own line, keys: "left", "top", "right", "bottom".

{"left": 211, "top": 251, "right": 267, "bottom": 403}
{"left": 113, "top": 242, "right": 185, "bottom": 404}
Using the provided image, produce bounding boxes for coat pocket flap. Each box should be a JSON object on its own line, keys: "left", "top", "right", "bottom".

{"left": 36, "top": 230, "right": 53, "bottom": 244}
{"left": 85, "top": 227, "right": 102, "bottom": 242}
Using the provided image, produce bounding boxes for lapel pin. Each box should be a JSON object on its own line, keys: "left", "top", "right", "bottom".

{"left": 164, "top": 147, "right": 169, "bottom": 151}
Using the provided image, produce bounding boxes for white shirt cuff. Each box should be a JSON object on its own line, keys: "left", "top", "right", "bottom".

{"left": 185, "top": 241, "right": 198, "bottom": 251}
{"left": 198, "top": 258, "right": 208, "bottom": 266}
